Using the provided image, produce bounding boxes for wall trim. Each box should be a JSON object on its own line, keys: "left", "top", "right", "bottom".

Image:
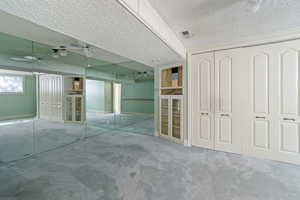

{"left": 0, "top": 113, "right": 36, "bottom": 121}
{"left": 121, "top": 112, "right": 154, "bottom": 115}
{"left": 86, "top": 110, "right": 112, "bottom": 114}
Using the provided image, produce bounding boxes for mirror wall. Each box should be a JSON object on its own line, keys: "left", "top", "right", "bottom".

{"left": 85, "top": 60, "right": 155, "bottom": 136}
{"left": 32, "top": 42, "right": 87, "bottom": 154}
{"left": 0, "top": 33, "right": 35, "bottom": 163}
{"left": 0, "top": 32, "right": 88, "bottom": 163}
{"left": 0, "top": 30, "right": 155, "bottom": 164}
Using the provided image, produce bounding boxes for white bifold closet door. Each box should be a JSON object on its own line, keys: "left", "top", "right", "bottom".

{"left": 275, "top": 41, "right": 300, "bottom": 164}
{"left": 214, "top": 49, "right": 245, "bottom": 154}
{"left": 242, "top": 40, "right": 300, "bottom": 164}
{"left": 39, "top": 74, "right": 63, "bottom": 121}
{"left": 190, "top": 49, "right": 245, "bottom": 153}
{"left": 190, "top": 52, "right": 215, "bottom": 149}
{"left": 190, "top": 39, "right": 300, "bottom": 165}
{"left": 241, "top": 44, "right": 276, "bottom": 160}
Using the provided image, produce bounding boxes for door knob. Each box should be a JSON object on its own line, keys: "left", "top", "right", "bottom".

{"left": 220, "top": 114, "right": 230, "bottom": 117}
{"left": 201, "top": 113, "right": 209, "bottom": 115}
{"left": 255, "top": 116, "right": 266, "bottom": 119}
{"left": 283, "top": 118, "right": 296, "bottom": 122}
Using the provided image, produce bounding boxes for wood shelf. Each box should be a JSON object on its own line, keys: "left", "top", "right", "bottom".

{"left": 160, "top": 65, "right": 183, "bottom": 96}
{"left": 160, "top": 87, "right": 183, "bottom": 90}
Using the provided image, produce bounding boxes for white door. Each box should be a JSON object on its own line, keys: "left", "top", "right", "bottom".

{"left": 39, "top": 74, "right": 63, "bottom": 121}
{"left": 241, "top": 45, "right": 276, "bottom": 160}
{"left": 190, "top": 52, "right": 214, "bottom": 149}
{"left": 214, "top": 49, "right": 243, "bottom": 154}
{"left": 273, "top": 41, "right": 300, "bottom": 164}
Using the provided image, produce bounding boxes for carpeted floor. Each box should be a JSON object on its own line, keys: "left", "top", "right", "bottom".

{"left": 1, "top": 114, "right": 300, "bottom": 199}
{"left": 0, "top": 129, "right": 300, "bottom": 200}
{"left": 0, "top": 113, "right": 154, "bottom": 163}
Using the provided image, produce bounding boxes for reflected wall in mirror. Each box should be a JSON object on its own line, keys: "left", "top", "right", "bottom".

{"left": 85, "top": 58, "right": 155, "bottom": 136}
{"left": 31, "top": 42, "right": 87, "bottom": 153}
{"left": 0, "top": 29, "right": 155, "bottom": 164}
{"left": 0, "top": 32, "right": 35, "bottom": 163}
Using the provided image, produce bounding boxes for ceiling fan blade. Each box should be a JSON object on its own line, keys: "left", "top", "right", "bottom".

{"left": 9, "top": 57, "right": 35, "bottom": 63}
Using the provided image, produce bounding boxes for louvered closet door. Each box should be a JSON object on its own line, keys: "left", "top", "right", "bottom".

{"left": 190, "top": 53, "right": 214, "bottom": 149}
{"left": 273, "top": 41, "right": 300, "bottom": 164}
{"left": 214, "top": 49, "right": 243, "bottom": 154}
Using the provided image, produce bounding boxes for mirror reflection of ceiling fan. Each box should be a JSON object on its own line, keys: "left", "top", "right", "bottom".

{"left": 51, "top": 42, "right": 93, "bottom": 58}
{"left": 9, "top": 41, "right": 93, "bottom": 63}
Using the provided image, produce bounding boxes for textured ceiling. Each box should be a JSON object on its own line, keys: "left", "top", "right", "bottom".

{"left": 148, "top": 0, "right": 300, "bottom": 51}
{"left": 0, "top": 0, "right": 184, "bottom": 66}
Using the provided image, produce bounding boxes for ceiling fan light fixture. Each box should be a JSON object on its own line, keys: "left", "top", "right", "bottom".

{"left": 59, "top": 49, "right": 68, "bottom": 57}
{"left": 24, "top": 56, "right": 38, "bottom": 61}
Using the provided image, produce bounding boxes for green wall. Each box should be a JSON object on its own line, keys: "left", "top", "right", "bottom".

{"left": 86, "top": 79, "right": 113, "bottom": 113}
{"left": 0, "top": 75, "right": 36, "bottom": 120}
{"left": 86, "top": 79, "right": 105, "bottom": 113}
{"left": 105, "top": 82, "right": 113, "bottom": 113}
{"left": 121, "top": 80, "right": 154, "bottom": 114}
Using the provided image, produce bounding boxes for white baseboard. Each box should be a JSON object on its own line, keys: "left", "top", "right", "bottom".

{"left": 87, "top": 110, "right": 112, "bottom": 114}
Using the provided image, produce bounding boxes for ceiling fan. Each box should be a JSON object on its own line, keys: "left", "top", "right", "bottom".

{"left": 51, "top": 41, "right": 93, "bottom": 58}
{"left": 9, "top": 41, "right": 94, "bottom": 63}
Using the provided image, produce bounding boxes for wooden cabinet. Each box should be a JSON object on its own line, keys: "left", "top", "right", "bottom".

{"left": 160, "top": 96, "right": 183, "bottom": 143}
{"left": 159, "top": 65, "right": 184, "bottom": 143}
{"left": 64, "top": 95, "right": 84, "bottom": 123}
{"left": 64, "top": 76, "right": 85, "bottom": 123}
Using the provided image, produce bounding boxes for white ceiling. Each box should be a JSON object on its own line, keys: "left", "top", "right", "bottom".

{"left": 148, "top": 0, "right": 300, "bottom": 52}
{"left": 0, "top": 0, "right": 184, "bottom": 67}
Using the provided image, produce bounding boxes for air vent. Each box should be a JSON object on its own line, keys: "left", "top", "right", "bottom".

{"left": 182, "top": 30, "right": 191, "bottom": 38}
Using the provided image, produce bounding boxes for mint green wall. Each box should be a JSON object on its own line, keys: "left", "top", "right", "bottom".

{"left": 121, "top": 80, "right": 154, "bottom": 114}
{"left": 0, "top": 75, "right": 36, "bottom": 120}
{"left": 105, "top": 82, "right": 113, "bottom": 113}
{"left": 86, "top": 79, "right": 105, "bottom": 113}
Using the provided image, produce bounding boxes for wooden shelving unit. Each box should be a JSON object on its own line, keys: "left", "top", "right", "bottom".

{"left": 160, "top": 65, "right": 183, "bottom": 95}
{"left": 159, "top": 65, "right": 183, "bottom": 144}
{"left": 64, "top": 75, "right": 85, "bottom": 123}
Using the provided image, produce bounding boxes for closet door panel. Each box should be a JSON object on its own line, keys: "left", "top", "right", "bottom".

{"left": 280, "top": 122, "right": 299, "bottom": 154}
{"left": 280, "top": 50, "right": 299, "bottom": 115}
{"left": 214, "top": 50, "right": 244, "bottom": 153}
{"left": 216, "top": 117, "right": 232, "bottom": 144}
{"left": 199, "top": 116, "right": 210, "bottom": 140}
{"left": 216, "top": 57, "right": 232, "bottom": 113}
{"left": 199, "top": 60, "right": 211, "bottom": 112}
{"left": 190, "top": 53, "right": 214, "bottom": 149}
{"left": 253, "top": 120, "right": 270, "bottom": 150}
{"left": 253, "top": 53, "right": 269, "bottom": 114}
